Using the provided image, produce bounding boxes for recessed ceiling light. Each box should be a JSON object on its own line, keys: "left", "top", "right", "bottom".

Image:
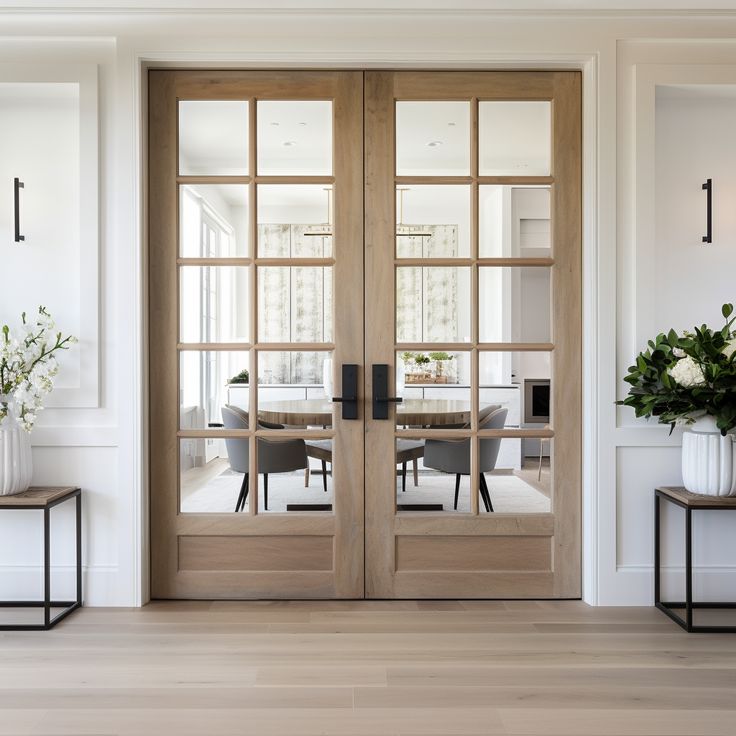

{"left": 270, "top": 122, "right": 280, "bottom": 127}
{"left": 298, "top": 122, "right": 307, "bottom": 126}
{"left": 447, "top": 122, "right": 456, "bottom": 127}
{"left": 283, "top": 140, "right": 297, "bottom": 147}
{"left": 427, "top": 140, "right": 444, "bottom": 147}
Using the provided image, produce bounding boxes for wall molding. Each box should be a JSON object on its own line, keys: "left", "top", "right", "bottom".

{"left": 0, "top": 564, "right": 120, "bottom": 607}
{"left": 30, "top": 426, "right": 118, "bottom": 447}
{"left": 0, "top": 61, "right": 100, "bottom": 409}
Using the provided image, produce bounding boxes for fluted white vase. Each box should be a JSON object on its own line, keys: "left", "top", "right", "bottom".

{"left": 0, "top": 399, "right": 33, "bottom": 496}
{"left": 681, "top": 415, "right": 736, "bottom": 496}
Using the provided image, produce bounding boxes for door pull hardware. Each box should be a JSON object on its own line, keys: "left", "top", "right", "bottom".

{"left": 331, "top": 363, "right": 359, "bottom": 420}
{"left": 372, "top": 363, "right": 403, "bottom": 420}
{"left": 14, "top": 178, "right": 25, "bottom": 242}
{"left": 702, "top": 178, "right": 713, "bottom": 244}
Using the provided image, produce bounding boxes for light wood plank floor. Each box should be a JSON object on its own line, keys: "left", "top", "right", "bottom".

{"left": 1, "top": 600, "right": 736, "bottom": 735}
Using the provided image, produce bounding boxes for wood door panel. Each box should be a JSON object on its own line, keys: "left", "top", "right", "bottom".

{"left": 173, "top": 571, "right": 336, "bottom": 599}
{"left": 395, "top": 536, "right": 551, "bottom": 572}
{"left": 178, "top": 535, "right": 333, "bottom": 572}
{"left": 392, "top": 572, "right": 556, "bottom": 599}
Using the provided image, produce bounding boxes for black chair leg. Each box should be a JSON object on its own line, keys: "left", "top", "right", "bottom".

{"left": 454, "top": 474, "right": 461, "bottom": 510}
{"left": 479, "top": 473, "right": 493, "bottom": 512}
{"left": 402, "top": 462, "right": 407, "bottom": 492}
{"left": 235, "top": 472, "right": 249, "bottom": 512}
{"left": 321, "top": 460, "right": 328, "bottom": 493}
{"left": 264, "top": 473, "right": 268, "bottom": 511}
{"left": 235, "top": 474, "right": 243, "bottom": 512}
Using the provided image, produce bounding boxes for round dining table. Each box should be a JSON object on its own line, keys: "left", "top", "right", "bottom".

{"left": 257, "top": 398, "right": 472, "bottom": 427}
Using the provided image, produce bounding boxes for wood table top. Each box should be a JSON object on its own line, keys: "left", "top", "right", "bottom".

{"left": 0, "top": 486, "right": 80, "bottom": 508}
{"left": 258, "top": 398, "right": 473, "bottom": 427}
{"left": 656, "top": 486, "right": 736, "bottom": 508}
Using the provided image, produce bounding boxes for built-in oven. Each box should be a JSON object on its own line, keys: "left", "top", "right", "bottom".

{"left": 523, "top": 378, "right": 550, "bottom": 424}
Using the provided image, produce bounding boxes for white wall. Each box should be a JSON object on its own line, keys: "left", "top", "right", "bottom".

{"left": 4, "top": 5, "right": 736, "bottom": 605}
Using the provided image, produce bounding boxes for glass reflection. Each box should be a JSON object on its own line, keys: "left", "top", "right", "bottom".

{"left": 179, "top": 350, "right": 250, "bottom": 431}
{"left": 395, "top": 186, "right": 471, "bottom": 258}
{"left": 396, "top": 267, "right": 471, "bottom": 343}
{"left": 396, "top": 101, "right": 470, "bottom": 176}
{"left": 479, "top": 101, "right": 551, "bottom": 176}
{"left": 256, "top": 351, "right": 333, "bottom": 409}
{"left": 257, "top": 100, "right": 332, "bottom": 175}
{"left": 179, "top": 266, "right": 250, "bottom": 343}
{"left": 395, "top": 435, "right": 551, "bottom": 514}
{"left": 258, "top": 185, "right": 333, "bottom": 258}
{"left": 180, "top": 184, "right": 249, "bottom": 258}
{"left": 178, "top": 100, "right": 249, "bottom": 176}
{"left": 479, "top": 186, "right": 551, "bottom": 258}
{"left": 478, "top": 267, "right": 551, "bottom": 344}
{"left": 258, "top": 267, "right": 333, "bottom": 343}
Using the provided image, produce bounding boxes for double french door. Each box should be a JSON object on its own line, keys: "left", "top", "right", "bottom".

{"left": 149, "top": 69, "right": 581, "bottom": 599}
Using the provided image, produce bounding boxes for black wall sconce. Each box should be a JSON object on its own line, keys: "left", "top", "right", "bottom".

{"left": 13, "top": 177, "right": 24, "bottom": 242}
{"left": 702, "top": 178, "right": 712, "bottom": 244}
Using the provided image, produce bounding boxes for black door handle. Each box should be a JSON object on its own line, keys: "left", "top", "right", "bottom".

{"left": 372, "top": 364, "right": 403, "bottom": 420}
{"left": 331, "top": 363, "right": 358, "bottom": 420}
{"left": 14, "top": 178, "right": 25, "bottom": 243}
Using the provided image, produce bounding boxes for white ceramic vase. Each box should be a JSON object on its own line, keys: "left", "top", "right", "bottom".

{"left": 681, "top": 415, "right": 736, "bottom": 496}
{"left": 0, "top": 398, "right": 33, "bottom": 496}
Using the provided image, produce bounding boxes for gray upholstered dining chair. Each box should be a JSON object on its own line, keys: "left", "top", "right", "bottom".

{"left": 221, "top": 405, "right": 308, "bottom": 512}
{"left": 423, "top": 406, "right": 508, "bottom": 512}
{"left": 304, "top": 438, "right": 425, "bottom": 493}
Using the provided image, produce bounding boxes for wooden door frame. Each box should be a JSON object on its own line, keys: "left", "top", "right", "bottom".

{"left": 364, "top": 71, "right": 582, "bottom": 598}
{"left": 139, "top": 58, "right": 598, "bottom": 606}
{"left": 148, "top": 70, "right": 364, "bottom": 599}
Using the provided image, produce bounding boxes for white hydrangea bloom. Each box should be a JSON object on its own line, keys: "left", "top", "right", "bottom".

{"left": 669, "top": 355, "right": 706, "bottom": 387}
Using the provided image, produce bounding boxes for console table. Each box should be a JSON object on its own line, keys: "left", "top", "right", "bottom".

{"left": 0, "top": 487, "right": 82, "bottom": 631}
{"left": 655, "top": 486, "right": 736, "bottom": 633}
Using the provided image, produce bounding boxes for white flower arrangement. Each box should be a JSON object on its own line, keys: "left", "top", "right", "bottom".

{"left": 619, "top": 304, "right": 736, "bottom": 434}
{"left": 669, "top": 355, "right": 706, "bottom": 388}
{"left": 0, "top": 307, "right": 77, "bottom": 432}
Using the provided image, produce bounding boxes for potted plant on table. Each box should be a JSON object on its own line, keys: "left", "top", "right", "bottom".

{"left": 429, "top": 351, "right": 454, "bottom": 382}
{"left": 228, "top": 369, "right": 249, "bottom": 385}
{"left": 617, "top": 303, "right": 736, "bottom": 495}
{"left": 0, "top": 307, "right": 76, "bottom": 495}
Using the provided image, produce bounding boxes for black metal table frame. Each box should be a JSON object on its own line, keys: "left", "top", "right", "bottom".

{"left": 655, "top": 488, "right": 736, "bottom": 633}
{"left": 0, "top": 489, "right": 82, "bottom": 631}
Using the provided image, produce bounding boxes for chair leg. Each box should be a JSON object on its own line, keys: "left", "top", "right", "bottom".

{"left": 480, "top": 473, "right": 493, "bottom": 512}
{"left": 305, "top": 467, "right": 310, "bottom": 487}
{"left": 402, "top": 462, "right": 407, "bottom": 492}
{"left": 538, "top": 438, "right": 544, "bottom": 481}
{"left": 235, "top": 472, "right": 249, "bottom": 512}
{"left": 321, "top": 460, "right": 328, "bottom": 493}
{"left": 413, "top": 459, "right": 419, "bottom": 487}
{"left": 454, "top": 473, "right": 461, "bottom": 510}
{"left": 263, "top": 473, "right": 268, "bottom": 511}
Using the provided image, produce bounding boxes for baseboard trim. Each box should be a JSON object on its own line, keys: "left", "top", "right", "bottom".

{"left": 0, "top": 565, "right": 120, "bottom": 607}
